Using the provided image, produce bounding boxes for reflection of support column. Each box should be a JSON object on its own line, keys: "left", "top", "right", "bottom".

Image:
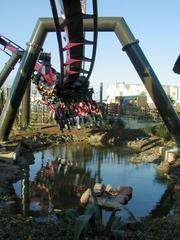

{"left": 21, "top": 165, "right": 30, "bottom": 217}
{"left": 0, "top": 52, "right": 21, "bottom": 88}
{"left": 41, "top": 151, "right": 45, "bottom": 168}
{"left": 150, "top": 185, "right": 174, "bottom": 217}
{"left": 0, "top": 19, "right": 47, "bottom": 141}
{"left": 21, "top": 81, "right": 31, "bottom": 129}
{"left": 96, "top": 151, "right": 101, "bottom": 183}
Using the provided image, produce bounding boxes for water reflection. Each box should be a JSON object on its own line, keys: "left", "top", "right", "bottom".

{"left": 21, "top": 165, "right": 30, "bottom": 216}
{"left": 14, "top": 144, "right": 168, "bottom": 218}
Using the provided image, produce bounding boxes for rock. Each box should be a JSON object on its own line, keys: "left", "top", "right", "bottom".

{"left": 80, "top": 188, "right": 91, "bottom": 205}
{"left": 0, "top": 152, "right": 16, "bottom": 162}
{"left": 115, "top": 194, "right": 129, "bottom": 204}
{"left": 157, "top": 160, "right": 170, "bottom": 174}
{"left": 174, "top": 185, "right": 180, "bottom": 192}
{"left": 166, "top": 150, "right": 179, "bottom": 164}
{"left": 93, "top": 183, "right": 105, "bottom": 196}
{"left": 80, "top": 184, "right": 133, "bottom": 208}
{"left": 140, "top": 137, "right": 160, "bottom": 151}
{"left": 116, "top": 186, "right": 133, "bottom": 196}
{"left": 97, "top": 194, "right": 129, "bottom": 208}
{"left": 105, "top": 184, "right": 113, "bottom": 194}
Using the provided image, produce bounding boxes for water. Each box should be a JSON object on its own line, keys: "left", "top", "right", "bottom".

{"left": 13, "top": 144, "right": 167, "bottom": 218}
{"left": 120, "top": 116, "right": 157, "bottom": 129}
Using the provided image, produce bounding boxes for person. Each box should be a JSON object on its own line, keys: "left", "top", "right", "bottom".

{"left": 74, "top": 102, "right": 81, "bottom": 129}
{"left": 63, "top": 105, "right": 71, "bottom": 131}
{"left": 55, "top": 104, "right": 65, "bottom": 133}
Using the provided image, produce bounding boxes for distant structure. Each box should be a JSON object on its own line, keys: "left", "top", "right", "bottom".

{"left": 106, "top": 82, "right": 180, "bottom": 108}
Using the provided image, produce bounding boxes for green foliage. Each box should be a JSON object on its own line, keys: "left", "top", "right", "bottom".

{"left": 100, "top": 122, "right": 112, "bottom": 131}
{"left": 27, "top": 125, "right": 33, "bottom": 132}
{"left": 0, "top": 214, "right": 74, "bottom": 240}
{"left": 115, "top": 118, "right": 126, "bottom": 129}
{"left": 143, "top": 126, "right": 153, "bottom": 136}
{"left": 143, "top": 124, "right": 171, "bottom": 141}
{"left": 167, "top": 95, "right": 175, "bottom": 105}
{"left": 105, "top": 117, "right": 125, "bottom": 129}
{"left": 154, "top": 124, "right": 171, "bottom": 140}
{"left": 128, "top": 217, "right": 180, "bottom": 240}
{"left": 63, "top": 189, "right": 137, "bottom": 240}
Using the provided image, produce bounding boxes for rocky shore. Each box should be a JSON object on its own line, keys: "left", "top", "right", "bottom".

{"left": 0, "top": 125, "right": 148, "bottom": 193}
{"left": 0, "top": 124, "right": 180, "bottom": 239}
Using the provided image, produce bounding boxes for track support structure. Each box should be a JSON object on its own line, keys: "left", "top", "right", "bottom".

{"left": 0, "top": 17, "right": 180, "bottom": 148}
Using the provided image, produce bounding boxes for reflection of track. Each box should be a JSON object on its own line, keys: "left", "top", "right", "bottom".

{"left": 50, "top": 0, "right": 98, "bottom": 97}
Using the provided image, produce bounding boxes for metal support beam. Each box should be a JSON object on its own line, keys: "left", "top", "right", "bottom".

{"left": 86, "top": 17, "right": 180, "bottom": 147}
{"left": 21, "top": 81, "right": 31, "bottom": 129}
{"left": 114, "top": 18, "right": 180, "bottom": 147}
{"left": 0, "top": 17, "right": 180, "bottom": 147}
{"left": 84, "top": 17, "right": 180, "bottom": 147}
{"left": 0, "top": 19, "right": 48, "bottom": 141}
{"left": 0, "top": 52, "right": 21, "bottom": 88}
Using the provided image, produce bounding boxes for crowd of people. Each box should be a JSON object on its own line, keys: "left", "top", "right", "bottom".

{"left": 54, "top": 100, "right": 103, "bottom": 132}
{"left": 31, "top": 64, "right": 103, "bottom": 132}
{"left": 32, "top": 67, "right": 60, "bottom": 106}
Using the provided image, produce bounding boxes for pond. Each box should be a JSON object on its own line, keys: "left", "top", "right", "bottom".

{"left": 13, "top": 144, "right": 168, "bottom": 220}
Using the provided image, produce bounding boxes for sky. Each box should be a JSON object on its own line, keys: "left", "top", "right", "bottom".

{"left": 0, "top": 0, "right": 180, "bottom": 99}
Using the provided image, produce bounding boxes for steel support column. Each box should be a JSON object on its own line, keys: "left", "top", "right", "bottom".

{"left": 83, "top": 17, "right": 180, "bottom": 147}
{"left": 0, "top": 19, "right": 48, "bottom": 141}
{"left": 0, "top": 17, "right": 180, "bottom": 146}
{"left": 0, "top": 52, "right": 21, "bottom": 88}
{"left": 113, "top": 18, "right": 180, "bottom": 147}
{"left": 21, "top": 81, "right": 31, "bottom": 129}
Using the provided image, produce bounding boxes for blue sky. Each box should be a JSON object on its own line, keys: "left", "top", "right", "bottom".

{"left": 0, "top": 0, "right": 180, "bottom": 98}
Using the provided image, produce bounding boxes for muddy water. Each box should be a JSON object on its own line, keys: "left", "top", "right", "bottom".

{"left": 13, "top": 144, "right": 167, "bottom": 219}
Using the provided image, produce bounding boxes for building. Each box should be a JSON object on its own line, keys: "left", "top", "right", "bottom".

{"left": 106, "top": 82, "right": 180, "bottom": 109}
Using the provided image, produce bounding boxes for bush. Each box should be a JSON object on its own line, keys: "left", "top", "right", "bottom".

{"left": 107, "top": 118, "right": 125, "bottom": 129}
{"left": 154, "top": 124, "right": 171, "bottom": 140}
{"left": 143, "top": 126, "right": 153, "bottom": 136}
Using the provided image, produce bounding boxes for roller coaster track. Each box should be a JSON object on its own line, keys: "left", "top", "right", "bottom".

{"left": 0, "top": 34, "right": 52, "bottom": 71}
{"left": 49, "top": 0, "right": 98, "bottom": 94}
{"left": 0, "top": 34, "right": 24, "bottom": 57}
{"left": 0, "top": 35, "right": 56, "bottom": 89}
{"left": 0, "top": 0, "right": 98, "bottom": 99}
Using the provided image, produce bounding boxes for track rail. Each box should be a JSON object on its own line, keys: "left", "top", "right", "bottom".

{"left": 50, "top": 0, "right": 98, "bottom": 96}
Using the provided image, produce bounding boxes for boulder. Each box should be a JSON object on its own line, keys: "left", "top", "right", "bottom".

{"left": 93, "top": 183, "right": 105, "bottom": 196}
{"left": 105, "top": 184, "right": 113, "bottom": 194}
{"left": 80, "top": 188, "right": 91, "bottom": 205}
{"left": 116, "top": 186, "right": 133, "bottom": 196}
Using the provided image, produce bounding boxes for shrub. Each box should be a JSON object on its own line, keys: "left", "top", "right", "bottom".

{"left": 107, "top": 118, "right": 125, "bottom": 129}
{"left": 154, "top": 124, "right": 171, "bottom": 140}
